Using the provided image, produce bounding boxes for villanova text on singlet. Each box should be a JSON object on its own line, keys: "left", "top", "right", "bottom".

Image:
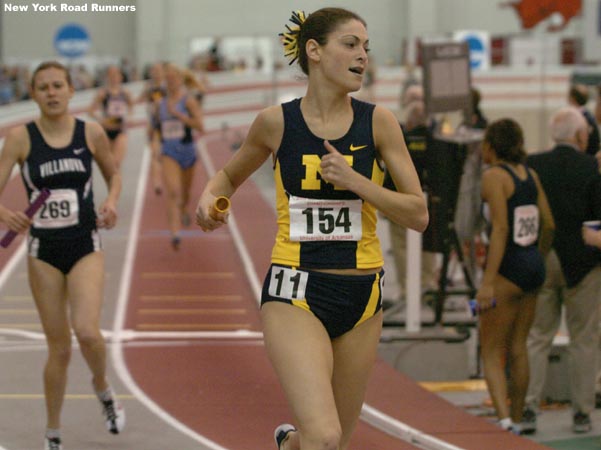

{"left": 21, "top": 119, "right": 96, "bottom": 240}
{"left": 271, "top": 97, "right": 385, "bottom": 270}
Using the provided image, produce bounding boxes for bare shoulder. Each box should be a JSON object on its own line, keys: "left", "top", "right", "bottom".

{"left": 482, "top": 165, "right": 513, "bottom": 187}
{"left": 527, "top": 167, "right": 541, "bottom": 182}
{"left": 3, "top": 125, "right": 30, "bottom": 157}
{"left": 244, "top": 105, "right": 284, "bottom": 153}
{"left": 373, "top": 105, "right": 399, "bottom": 127}
{"left": 84, "top": 120, "right": 105, "bottom": 139}
{"left": 5, "top": 124, "right": 28, "bottom": 143}
{"left": 84, "top": 120, "right": 107, "bottom": 152}
{"left": 255, "top": 104, "right": 284, "bottom": 131}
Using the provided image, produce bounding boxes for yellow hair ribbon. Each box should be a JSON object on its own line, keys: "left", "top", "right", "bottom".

{"left": 279, "top": 10, "right": 307, "bottom": 65}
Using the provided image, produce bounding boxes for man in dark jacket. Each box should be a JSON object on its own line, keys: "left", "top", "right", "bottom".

{"left": 522, "top": 106, "right": 601, "bottom": 435}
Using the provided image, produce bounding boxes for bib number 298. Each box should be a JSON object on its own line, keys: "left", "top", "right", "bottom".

{"left": 268, "top": 266, "right": 309, "bottom": 300}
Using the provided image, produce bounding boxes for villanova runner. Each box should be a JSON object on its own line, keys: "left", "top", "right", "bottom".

{"left": 0, "top": 61, "right": 124, "bottom": 450}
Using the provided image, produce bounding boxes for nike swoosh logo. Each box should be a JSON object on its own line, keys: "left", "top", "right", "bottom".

{"left": 349, "top": 144, "right": 368, "bottom": 151}
{"left": 73, "top": 147, "right": 85, "bottom": 155}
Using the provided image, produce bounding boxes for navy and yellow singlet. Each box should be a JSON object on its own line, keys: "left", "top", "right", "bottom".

{"left": 271, "top": 97, "right": 385, "bottom": 270}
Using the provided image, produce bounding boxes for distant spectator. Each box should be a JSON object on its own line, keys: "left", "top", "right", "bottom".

{"left": 522, "top": 106, "right": 601, "bottom": 435}
{"left": 207, "top": 37, "right": 224, "bottom": 71}
{"left": 71, "top": 65, "right": 94, "bottom": 91}
{"left": 568, "top": 84, "right": 600, "bottom": 158}
{"left": 0, "top": 66, "right": 15, "bottom": 105}
{"left": 467, "top": 87, "right": 488, "bottom": 129}
{"left": 384, "top": 100, "right": 438, "bottom": 305}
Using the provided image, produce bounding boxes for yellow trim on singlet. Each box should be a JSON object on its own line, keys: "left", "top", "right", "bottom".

{"left": 271, "top": 159, "right": 301, "bottom": 264}
{"left": 355, "top": 272, "right": 381, "bottom": 327}
{"left": 270, "top": 153, "right": 386, "bottom": 269}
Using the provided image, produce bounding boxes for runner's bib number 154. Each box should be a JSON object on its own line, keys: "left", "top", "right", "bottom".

{"left": 288, "top": 195, "right": 362, "bottom": 242}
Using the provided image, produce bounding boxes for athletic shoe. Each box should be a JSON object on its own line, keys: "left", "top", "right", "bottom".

{"left": 44, "top": 437, "right": 62, "bottom": 450}
{"left": 171, "top": 235, "right": 181, "bottom": 250}
{"left": 274, "top": 423, "right": 296, "bottom": 450}
{"left": 521, "top": 407, "right": 537, "bottom": 435}
{"left": 98, "top": 390, "right": 126, "bottom": 434}
{"left": 572, "top": 412, "right": 591, "bottom": 433}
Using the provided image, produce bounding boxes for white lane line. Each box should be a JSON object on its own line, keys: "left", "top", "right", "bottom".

{"left": 0, "top": 328, "right": 263, "bottom": 343}
{"left": 111, "top": 146, "right": 229, "bottom": 450}
{"left": 361, "top": 405, "right": 465, "bottom": 450}
{"left": 198, "top": 138, "right": 468, "bottom": 450}
{"left": 107, "top": 329, "right": 263, "bottom": 341}
{"left": 0, "top": 328, "right": 45, "bottom": 340}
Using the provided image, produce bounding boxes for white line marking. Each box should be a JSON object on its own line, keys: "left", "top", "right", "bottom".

{"left": 361, "top": 405, "right": 465, "bottom": 450}
{"left": 107, "top": 329, "right": 263, "bottom": 341}
{"left": 0, "top": 328, "right": 45, "bottom": 340}
{"left": 199, "top": 137, "right": 468, "bottom": 450}
{"left": 0, "top": 328, "right": 264, "bottom": 342}
{"left": 111, "top": 146, "right": 229, "bottom": 450}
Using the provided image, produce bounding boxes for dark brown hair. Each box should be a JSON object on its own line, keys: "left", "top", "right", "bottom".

{"left": 296, "top": 7, "right": 366, "bottom": 75}
{"left": 569, "top": 85, "right": 588, "bottom": 106}
{"left": 484, "top": 118, "right": 526, "bottom": 164}
{"left": 31, "top": 61, "right": 72, "bottom": 89}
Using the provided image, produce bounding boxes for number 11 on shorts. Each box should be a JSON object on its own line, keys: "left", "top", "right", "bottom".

{"left": 268, "top": 266, "right": 309, "bottom": 300}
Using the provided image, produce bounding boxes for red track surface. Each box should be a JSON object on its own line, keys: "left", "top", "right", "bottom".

{"left": 123, "top": 134, "right": 552, "bottom": 449}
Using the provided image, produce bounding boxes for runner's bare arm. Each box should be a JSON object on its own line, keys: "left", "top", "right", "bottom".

{"left": 0, "top": 126, "right": 31, "bottom": 232}
{"left": 196, "top": 105, "right": 282, "bottom": 230}
{"left": 87, "top": 122, "right": 121, "bottom": 228}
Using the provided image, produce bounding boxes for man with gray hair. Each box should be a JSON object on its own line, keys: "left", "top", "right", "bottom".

{"left": 522, "top": 106, "right": 601, "bottom": 434}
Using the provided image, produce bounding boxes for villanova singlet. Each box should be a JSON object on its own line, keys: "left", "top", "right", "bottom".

{"left": 21, "top": 119, "right": 96, "bottom": 240}
{"left": 271, "top": 97, "right": 385, "bottom": 269}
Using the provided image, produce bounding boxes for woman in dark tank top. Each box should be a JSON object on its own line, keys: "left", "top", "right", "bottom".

{"left": 0, "top": 61, "right": 124, "bottom": 449}
{"left": 477, "top": 118, "right": 555, "bottom": 434}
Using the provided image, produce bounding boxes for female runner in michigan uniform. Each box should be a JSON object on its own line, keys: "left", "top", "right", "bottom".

{"left": 0, "top": 61, "right": 123, "bottom": 450}
{"left": 196, "top": 8, "right": 427, "bottom": 450}
{"left": 88, "top": 65, "right": 133, "bottom": 169}
{"left": 477, "top": 119, "right": 554, "bottom": 433}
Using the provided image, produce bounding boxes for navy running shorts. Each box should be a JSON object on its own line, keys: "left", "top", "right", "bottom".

{"left": 28, "top": 230, "right": 102, "bottom": 275}
{"left": 261, "top": 264, "right": 384, "bottom": 338}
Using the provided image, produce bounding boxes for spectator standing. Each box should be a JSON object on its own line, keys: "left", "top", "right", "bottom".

{"left": 522, "top": 106, "right": 601, "bottom": 434}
